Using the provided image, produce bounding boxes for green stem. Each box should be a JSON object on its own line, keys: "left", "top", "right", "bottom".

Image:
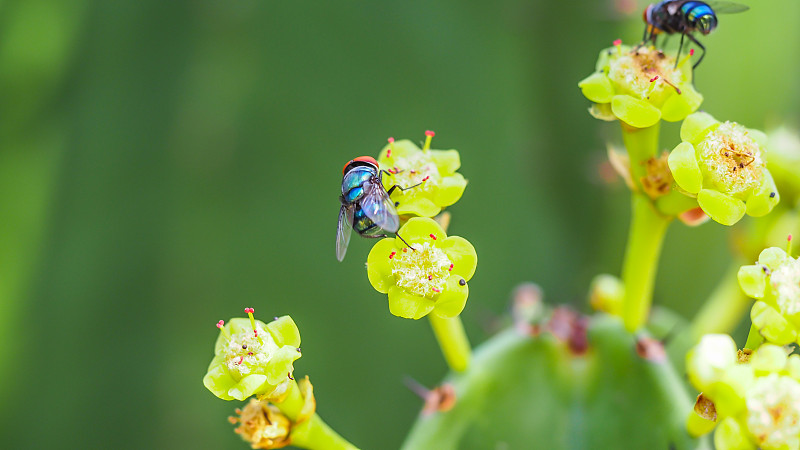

{"left": 429, "top": 314, "right": 471, "bottom": 372}
{"left": 689, "top": 259, "right": 750, "bottom": 340}
{"left": 275, "top": 380, "right": 360, "bottom": 450}
{"left": 620, "top": 123, "right": 672, "bottom": 332}
{"left": 744, "top": 323, "right": 764, "bottom": 350}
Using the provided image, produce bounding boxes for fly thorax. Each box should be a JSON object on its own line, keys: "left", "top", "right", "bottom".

{"left": 387, "top": 152, "right": 441, "bottom": 193}
{"left": 771, "top": 256, "right": 800, "bottom": 315}
{"left": 696, "top": 122, "right": 765, "bottom": 197}
{"left": 745, "top": 374, "right": 800, "bottom": 449}
{"left": 223, "top": 323, "right": 276, "bottom": 378}
{"left": 607, "top": 47, "right": 685, "bottom": 106}
{"left": 392, "top": 242, "right": 452, "bottom": 298}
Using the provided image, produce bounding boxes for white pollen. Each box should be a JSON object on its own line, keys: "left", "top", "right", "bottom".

{"left": 696, "top": 122, "right": 765, "bottom": 196}
{"left": 385, "top": 153, "right": 440, "bottom": 193}
{"left": 392, "top": 241, "right": 453, "bottom": 298}
{"left": 746, "top": 374, "right": 800, "bottom": 449}
{"left": 772, "top": 257, "right": 800, "bottom": 315}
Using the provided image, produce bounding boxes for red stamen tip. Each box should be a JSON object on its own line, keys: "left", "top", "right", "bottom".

{"left": 425, "top": 130, "right": 435, "bottom": 137}
{"left": 690, "top": 49, "right": 695, "bottom": 56}
{"left": 402, "top": 248, "right": 408, "bottom": 252}
{"left": 428, "top": 275, "right": 433, "bottom": 280}
{"left": 789, "top": 235, "right": 793, "bottom": 242}
{"left": 253, "top": 330, "right": 258, "bottom": 337}
{"left": 432, "top": 288, "right": 441, "bottom": 293}
{"left": 388, "top": 137, "right": 395, "bottom": 143}
{"left": 613, "top": 39, "right": 622, "bottom": 46}
{"left": 449, "top": 263, "right": 453, "bottom": 271}
{"left": 238, "top": 356, "right": 244, "bottom": 364}
{"left": 650, "top": 76, "right": 659, "bottom": 82}
{"left": 429, "top": 234, "right": 437, "bottom": 240}
{"left": 387, "top": 149, "right": 392, "bottom": 157}
{"left": 244, "top": 307, "right": 254, "bottom": 314}
{"left": 389, "top": 251, "right": 396, "bottom": 259}
{"left": 422, "top": 176, "right": 430, "bottom": 182}
{"left": 216, "top": 320, "right": 225, "bottom": 329}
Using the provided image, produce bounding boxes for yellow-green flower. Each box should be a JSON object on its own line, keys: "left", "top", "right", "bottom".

{"left": 767, "top": 127, "right": 800, "bottom": 205}
{"left": 578, "top": 43, "right": 702, "bottom": 128}
{"left": 377, "top": 132, "right": 467, "bottom": 218}
{"left": 687, "top": 337, "right": 800, "bottom": 450}
{"left": 203, "top": 310, "right": 302, "bottom": 402}
{"left": 367, "top": 217, "right": 477, "bottom": 320}
{"left": 668, "top": 112, "right": 779, "bottom": 226}
{"left": 739, "top": 246, "right": 800, "bottom": 345}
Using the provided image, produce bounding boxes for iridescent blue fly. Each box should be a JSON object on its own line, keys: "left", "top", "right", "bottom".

{"left": 643, "top": 1, "right": 749, "bottom": 68}
{"left": 336, "top": 156, "right": 417, "bottom": 261}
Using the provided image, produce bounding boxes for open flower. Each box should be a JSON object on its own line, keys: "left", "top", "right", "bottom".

{"left": 204, "top": 310, "right": 303, "bottom": 402}
{"left": 739, "top": 246, "right": 800, "bottom": 345}
{"left": 668, "top": 112, "right": 779, "bottom": 226}
{"left": 376, "top": 132, "right": 467, "bottom": 218}
{"left": 578, "top": 42, "right": 702, "bottom": 128}
{"left": 366, "top": 217, "right": 477, "bottom": 319}
{"left": 687, "top": 338, "right": 800, "bottom": 450}
{"left": 768, "top": 127, "right": 800, "bottom": 205}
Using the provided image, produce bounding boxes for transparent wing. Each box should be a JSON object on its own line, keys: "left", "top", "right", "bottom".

{"left": 706, "top": 1, "right": 749, "bottom": 14}
{"left": 336, "top": 204, "right": 354, "bottom": 261}
{"left": 361, "top": 183, "right": 400, "bottom": 233}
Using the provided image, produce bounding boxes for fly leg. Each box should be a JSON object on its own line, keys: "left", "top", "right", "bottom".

{"left": 386, "top": 181, "right": 423, "bottom": 196}
{"left": 686, "top": 33, "right": 706, "bottom": 70}
{"left": 674, "top": 32, "right": 685, "bottom": 69}
{"left": 362, "top": 232, "right": 416, "bottom": 251}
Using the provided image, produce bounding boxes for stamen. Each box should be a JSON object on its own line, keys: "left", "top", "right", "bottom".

{"left": 429, "top": 234, "right": 437, "bottom": 240}
{"left": 387, "top": 137, "right": 395, "bottom": 157}
{"left": 244, "top": 307, "right": 257, "bottom": 337}
{"left": 613, "top": 38, "right": 622, "bottom": 56}
{"left": 432, "top": 287, "right": 441, "bottom": 293}
{"left": 216, "top": 320, "right": 232, "bottom": 339}
{"left": 661, "top": 77, "right": 681, "bottom": 94}
{"left": 237, "top": 356, "right": 244, "bottom": 365}
{"left": 428, "top": 274, "right": 433, "bottom": 280}
{"left": 402, "top": 248, "right": 408, "bottom": 252}
{"left": 678, "top": 48, "right": 695, "bottom": 67}
{"left": 389, "top": 251, "right": 396, "bottom": 259}
{"left": 449, "top": 263, "right": 453, "bottom": 271}
{"left": 645, "top": 76, "right": 659, "bottom": 99}
{"left": 423, "top": 130, "right": 435, "bottom": 151}
{"left": 422, "top": 176, "right": 430, "bottom": 182}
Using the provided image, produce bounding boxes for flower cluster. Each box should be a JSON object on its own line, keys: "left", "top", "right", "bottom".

{"left": 668, "top": 112, "right": 779, "bottom": 225}
{"left": 367, "top": 217, "right": 477, "bottom": 320}
{"left": 204, "top": 309, "right": 302, "bottom": 402}
{"left": 687, "top": 335, "right": 800, "bottom": 449}
{"left": 739, "top": 245, "right": 800, "bottom": 345}
{"left": 579, "top": 42, "right": 702, "bottom": 128}
{"left": 377, "top": 132, "right": 467, "bottom": 218}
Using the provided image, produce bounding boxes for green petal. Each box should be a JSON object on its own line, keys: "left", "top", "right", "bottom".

{"left": 397, "top": 217, "right": 446, "bottom": 246}
{"left": 266, "top": 316, "right": 301, "bottom": 348}
{"left": 588, "top": 103, "right": 616, "bottom": 121}
{"left": 745, "top": 170, "right": 779, "bottom": 217}
{"left": 611, "top": 95, "right": 661, "bottom": 128}
{"left": 578, "top": 72, "right": 615, "bottom": 104}
{"left": 396, "top": 195, "right": 441, "bottom": 218}
{"left": 714, "top": 417, "right": 755, "bottom": 450}
{"left": 429, "top": 149, "right": 461, "bottom": 174}
{"left": 680, "top": 112, "right": 718, "bottom": 145}
{"left": 687, "top": 410, "right": 716, "bottom": 438}
{"left": 751, "top": 302, "right": 797, "bottom": 346}
{"left": 228, "top": 374, "right": 268, "bottom": 401}
{"left": 440, "top": 236, "right": 477, "bottom": 281}
{"left": 707, "top": 365, "right": 754, "bottom": 415}
{"left": 668, "top": 142, "right": 703, "bottom": 193}
{"left": 433, "top": 275, "right": 469, "bottom": 318}
{"left": 786, "top": 355, "right": 800, "bottom": 381}
{"left": 434, "top": 173, "right": 467, "bottom": 207}
{"left": 661, "top": 89, "right": 703, "bottom": 122}
{"left": 203, "top": 356, "right": 237, "bottom": 400}
{"left": 367, "top": 238, "right": 399, "bottom": 294}
{"left": 388, "top": 286, "right": 434, "bottom": 319}
{"left": 697, "top": 189, "right": 746, "bottom": 226}
{"left": 377, "top": 139, "right": 420, "bottom": 162}
{"left": 737, "top": 264, "right": 767, "bottom": 299}
{"left": 264, "top": 346, "right": 301, "bottom": 385}
{"left": 751, "top": 344, "right": 788, "bottom": 374}
{"left": 655, "top": 190, "right": 699, "bottom": 216}
{"left": 757, "top": 247, "right": 788, "bottom": 271}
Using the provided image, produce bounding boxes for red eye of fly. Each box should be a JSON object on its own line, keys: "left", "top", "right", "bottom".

{"left": 342, "top": 156, "right": 379, "bottom": 175}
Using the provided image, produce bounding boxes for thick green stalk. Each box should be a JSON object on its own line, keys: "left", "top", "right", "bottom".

{"left": 275, "top": 380, "right": 360, "bottom": 450}
{"left": 429, "top": 314, "right": 471, "bottom": 372}
{"left": 689, "top": 259, "right": 750, "bottom": 340}
{"left": 620, "top": 123, "right": 672, "bottom": 331}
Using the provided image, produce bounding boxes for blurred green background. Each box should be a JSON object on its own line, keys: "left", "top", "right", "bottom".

{"left": 1, "top": 0, "right": 798, "bottom": 448}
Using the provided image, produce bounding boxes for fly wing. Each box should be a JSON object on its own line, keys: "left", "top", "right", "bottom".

{"left": 361, "top": 183, "right": 400, "bottom": 233}
{"left": 706, "top": 1, "right": 749, "bottom": 14}
{"left": 336, "top": 204, "right": 355, "bottom": 261}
